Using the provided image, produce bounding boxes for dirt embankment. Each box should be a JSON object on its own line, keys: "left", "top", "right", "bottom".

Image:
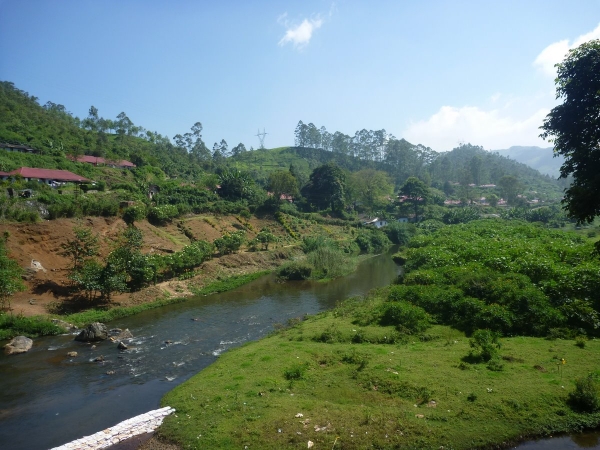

{"left": 0, "top": 214, "right": 296, "bottom": 318}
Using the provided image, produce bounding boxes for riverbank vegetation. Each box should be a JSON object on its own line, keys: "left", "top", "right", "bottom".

{"left": 157, "top": 220, "right": 600, "bottom": 449}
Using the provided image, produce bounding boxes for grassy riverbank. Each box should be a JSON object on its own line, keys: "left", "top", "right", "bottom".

{"left": 158, "top": 290, "right": 600, "bottom": 449}
{"left": 0, "top": 271, "right": 272, "bottom": 340}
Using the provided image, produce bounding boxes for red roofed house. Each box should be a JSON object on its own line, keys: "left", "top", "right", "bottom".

{"left": 5, "top": 167, "right": 89, "bottom": 184}
{"left": 71, "top": 155, "right": 136, "bottom": 169}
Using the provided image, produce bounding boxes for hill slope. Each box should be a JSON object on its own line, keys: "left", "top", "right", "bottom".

{"left": 492, "top": 146, "right": 563, "bottom": 178}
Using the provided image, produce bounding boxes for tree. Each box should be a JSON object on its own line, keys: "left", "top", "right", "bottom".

{"left": 301, "top": 163, "right": 346, "bottom": 213}
{"left": 498, "top": 175, "right": 521, "bottom": 205}
{"left": 348, "top": 169, "right": 393, "bottom": 212}
{"left": 0, "top": 240, "right": 25, "bottom": 310}
{"left": 399, "top": 177, "right": 429, "bottom": 220}
{"left": 540, "top": 39, "right": 600, "bottom": 223}
{"left": 61, "top": 226, "right": 99, "bottom": 273}
{"left": 231, "top": 143, "right": 247, "bottom": 156}
{"left": 268, "top": 170, "right": 299, "bottom": 203}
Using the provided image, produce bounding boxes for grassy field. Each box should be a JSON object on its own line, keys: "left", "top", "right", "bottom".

{"left": 159, "top": 291, "right": 600, "bottom": 449}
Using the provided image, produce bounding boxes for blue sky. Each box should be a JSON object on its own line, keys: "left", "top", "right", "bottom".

{"left": 1, "top": 0, "right": 599, "bottom": 152}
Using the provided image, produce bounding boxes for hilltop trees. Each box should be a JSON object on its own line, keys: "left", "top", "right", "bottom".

{"left": 540, "top": 39, "right": 600, "bottom": 223}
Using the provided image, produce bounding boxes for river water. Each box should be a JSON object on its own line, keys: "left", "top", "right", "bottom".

{"left": 0, "top": 252, "right": 401, "bottom": 450}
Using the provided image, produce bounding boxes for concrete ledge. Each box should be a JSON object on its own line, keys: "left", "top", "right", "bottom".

{"left": 50, "top": 406, "right": 175, "bottom": 450}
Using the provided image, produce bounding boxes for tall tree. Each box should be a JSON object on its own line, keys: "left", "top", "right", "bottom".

{"left": 540, "top": 39, "right": 600, "bottom": 223}
{"left": 399, "top": 176, "right": 429, "bottom": 220}
{"left": 301, "top": 163, "right": 346, "bottom": 213}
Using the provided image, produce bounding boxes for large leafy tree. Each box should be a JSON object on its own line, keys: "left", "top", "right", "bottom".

{"left": 348, "top": 169, "right": 393, "bottom": 212}
{"left": 301, "top": 163, "right": 346, "bottom": 213}
{"left": 540, "top": 39, "right": 600, "bottom": 223}
{"left": 399, "top": 176, "right": 429, "bottom": 219}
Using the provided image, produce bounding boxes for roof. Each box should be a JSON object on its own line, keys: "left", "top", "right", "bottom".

{"left": 9, "top": 167, "right": 89, "bottom": 182}
{"left": 72, "top": 155, "right": 136, "bottom": 168}
{"left": 0, "top": 142, "right": 37, "bottom": 152}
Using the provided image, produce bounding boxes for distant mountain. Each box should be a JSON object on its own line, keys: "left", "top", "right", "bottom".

{"left": 491, "top": 146, "right": 563, "bottom": 178}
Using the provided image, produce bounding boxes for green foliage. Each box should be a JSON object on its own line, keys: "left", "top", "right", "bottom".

{"left": 442, "top": 207, "right": 480, "bottom": 224}
{"left": 0, "top": 313, "right": 64, "bottom": 340}
{"left": 214, "top": 231, "right": 246, "bottom": 254}
{"left": 568, "top": 375, "right": 600, "bottom": 412}
{"left": 540, "top": 39, "right": 600, "bottom": 223}
{"left": 355, "top": 229, "right": 391, "bottom": 254}
{"left": 276, "top": 260, "right": 313, "bottom": 280}
{"left": 301, "top": 162, "right": 346, "bottom": 213}
{"left": 379, "top": 301, "right": 431, "bottom": 334}
{"left": 397, "top": 220, "right": 600, "bottom": 336}
{"left": 468, "top": 329, "right": 501, "bottom": 362}
{"left": 0, "top": 240, "right": 25, "bottom": 310}
{"left": 307, "top": 246, "right": 357, "bottom": 279}
{"left": 147, "top": 204, "right": 179, "bottom": 225}
{"left": 252, "top": 228, "right": 277, "bottom": 250}
{"left": 382, "top": 221, "right": 414, "bottom": 245}
{"left": 122, "top": 204, "right": 147, "bottom": 225}
{"left": 60, "top": 226, "right": 99, "bottom": 272}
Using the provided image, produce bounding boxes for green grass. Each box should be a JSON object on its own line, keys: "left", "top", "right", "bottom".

{"left": 0, "top": 314, "right": 64, "bottom": 340}
{"left": 158, "top": 292, "right": 600, "bottom": 449}
{"left": 190, "top": 271, "right": 270, "bottom": 296}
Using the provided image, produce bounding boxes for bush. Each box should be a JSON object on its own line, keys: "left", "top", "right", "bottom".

{"left": 147, "top": 205, "right": 179, "bottom": 225}
{"left": 122, "top": 205, "right": 147, "bottom": 225}
{"left": 568, "top": 376, "right": 600, "bottom": 412}
{"left": 307, "top": 246, "right": 356, "bottom": 279}
{"left": 214, "top": 231, "right": 246, "bottom": 254}
{"left": 469, "top": 329, "right": 501, "bottom": 362}
{"left": 379, "top": 301, "right": 431, "bottom": 334}
{"left": 277, "top": 260, "right": 313, "bottom": 280}
{"left": 383, "top": 222, "right": 414, "bottom": 245}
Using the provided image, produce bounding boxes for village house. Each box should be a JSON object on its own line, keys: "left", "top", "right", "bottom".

{"left": 363, "top": 217, "right": 388, "bottom": 228}
{"left": 70, "top": 155, "right": 136, "bottom": 169}
{"left": 0, "top": 142, "right": 39, "bottom": 154}
{"left": 0, "top": 167, "right": 89, "bottom": 184}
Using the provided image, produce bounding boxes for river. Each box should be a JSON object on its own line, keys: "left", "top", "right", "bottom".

{"left": 0, "top": 251, "right": 401, "bottom": 450}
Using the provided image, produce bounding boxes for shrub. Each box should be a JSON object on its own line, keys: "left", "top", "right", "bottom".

{"left": 147, "top": 205, "right": 179, "bottom": 225}
{"left": 277, "top": 260, "right": 312, "bottom": 280}
{"left": 568, "top": 376, "right": 600, "bottom": 412}
{"left": 468, "top": 329, "right": 501, "bottom": 362}
{"left": 214, "top": 231, "right": 246, "bottom": 254}
{"left": 122, "top": 205, "right": 147, "bottom": 225}
{"left": 379, "top": 301, "right": 431, "bottom": 334}
{"left": 284, "top": 363, "right": 307, "bottom": 380}
{"left": 383, "top": 222, "right": 414, "bottom": 245}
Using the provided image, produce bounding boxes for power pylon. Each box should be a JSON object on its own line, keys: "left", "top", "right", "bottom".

{"left": 256, "top": 128, "right": 267, "bottom": 149}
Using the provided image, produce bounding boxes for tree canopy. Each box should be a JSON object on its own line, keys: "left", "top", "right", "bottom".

{"left": 540, "top": 39, "right": 600, "bottom": 223}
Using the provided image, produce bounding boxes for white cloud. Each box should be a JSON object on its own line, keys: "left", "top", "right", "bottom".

{"left": 534, "top": 22, "right": 600, "bottom": 76}
{"left": 278, "top": 15, "right": 323, "bottom": 48}
{"left": 403, "top": 105, "right": 549, "bottom": 151}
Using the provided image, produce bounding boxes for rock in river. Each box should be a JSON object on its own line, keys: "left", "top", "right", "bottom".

{"left": 5, "top": 336, "right": 33, "bottom": 355}
{"left": 75, "top": 322, "right": 109, "bottom": 342}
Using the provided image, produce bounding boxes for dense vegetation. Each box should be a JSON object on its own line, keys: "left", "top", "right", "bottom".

{"left": 158, "top": 220, "right": 600, "bottom": 449}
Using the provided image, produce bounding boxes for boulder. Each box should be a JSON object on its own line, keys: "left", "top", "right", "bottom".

{"left": 5, "top": 336, "right": 33, "bottom": 355}
{"left": 74, "top": 322, "right": 108, "bottom": 342}
{"left": 67, "top": 351, "right": 78, "bottom": 357}
{"left": 117, "top": 341, "right": 128, "bottom": 350}
{"left": 114, "top": 329, "right": 133, "bottom": 340}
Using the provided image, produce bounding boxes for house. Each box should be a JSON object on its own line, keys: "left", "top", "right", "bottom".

{"left": 0, "top": 142, "right": 39, "bottom": 154}
{"left": 71, "top": 155, "right": 136, "bottom": 169}
{"left": 397, "top": 217, "right": 409, "bottom": 223}
{"left": 363, "top": 217, "right": 388, "bottom": 228}
{"left": 3, "top": 167, "right": 89, "bottom": 184}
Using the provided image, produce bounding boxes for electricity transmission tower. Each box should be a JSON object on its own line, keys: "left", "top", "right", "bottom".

{"left": 256, "top": 128, "right": 267, "bottom": 149}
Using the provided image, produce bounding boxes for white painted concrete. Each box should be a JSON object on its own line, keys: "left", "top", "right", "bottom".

{"left": 50, "top": 406, "right": 175, "bottom": 450}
